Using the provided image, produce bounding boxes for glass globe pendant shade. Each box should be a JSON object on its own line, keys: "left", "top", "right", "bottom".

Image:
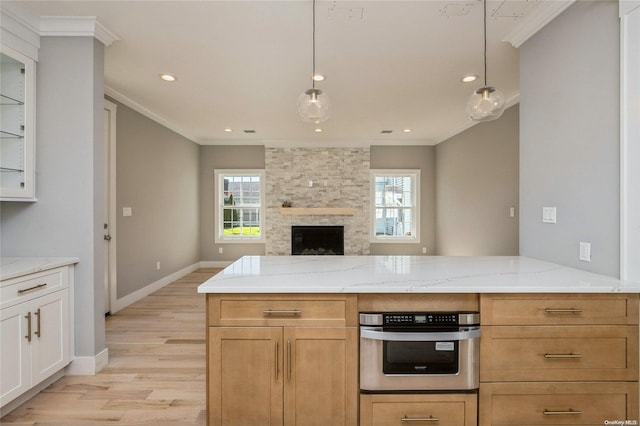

{"left": 466, "top": 86, "right": 505, "bottom": 122}
{"left": 297, "top": 88, "right": 330, "bottom": 124}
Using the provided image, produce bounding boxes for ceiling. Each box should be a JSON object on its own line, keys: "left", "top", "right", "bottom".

{"left": 3, "top": 1, "right": 566, "bottom": 145}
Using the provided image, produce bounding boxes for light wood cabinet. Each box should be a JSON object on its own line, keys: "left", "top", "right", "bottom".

{"left": 0, "top": 45, "right": 36, "bottom": 201}
{"left": 206, "top": 294, "right": 358, "bottom": 426}
{"left": 360, "top": 394, "right": 477, "bottom": 426}
{"left": 0, "top": 266, "right": 72, "bottom": 408}
{"left": 480, "top": 382, "right": 638, "bottom": 425}
{"left": 479, "top": 293, "right": 639, "bottom": 425}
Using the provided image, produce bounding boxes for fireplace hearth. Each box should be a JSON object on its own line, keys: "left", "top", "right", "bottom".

{"left": 291, "top": 226, "right": 344, "bottom": 255}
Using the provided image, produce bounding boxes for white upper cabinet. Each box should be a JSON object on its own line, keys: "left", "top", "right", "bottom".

{"left": 0, "top": 45, "right": 36, "bottom": 201}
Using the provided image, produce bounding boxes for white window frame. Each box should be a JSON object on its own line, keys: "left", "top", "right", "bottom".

{"left": 214, "top": 169, "right": 265, "bottom": 243}
{"left": 370, "top": 169, "right": 420, "bottom": 243}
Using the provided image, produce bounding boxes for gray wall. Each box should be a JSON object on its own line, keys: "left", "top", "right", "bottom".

{"left": 199, "top": 145, "right": 266, "bottom": 261}
{"left": 370, "top": 145, "right": 436, "bottom": 255}
{"left": 519, "top": 1, "right": 620, "bottom": 276}
{"left": 0, "top": 37, "right": 106, "bottom": 357}
{"left": 113, "top": 100, "right": 200, "bottom": 299}
{"left": 435, "top": 105, "right": 519, "bottom": 256}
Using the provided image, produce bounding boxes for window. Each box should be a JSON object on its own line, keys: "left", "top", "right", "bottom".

{"left": 370, "top": 170, "right": 420, "bottom": 243}
{"left": 215, "top": 170, "right": 265, "bottom": 243}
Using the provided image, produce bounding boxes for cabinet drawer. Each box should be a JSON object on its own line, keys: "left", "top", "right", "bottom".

{"left": 360, "top": 394, "right": 477, "bottom": 426}
{"left": 481, "top": 294, "right": 639, "bottom": 325}
{"left": 1, "top": 268, "right": 67, "bottom": 309}
{"left": 207, "top": 294, "right": 357, "bottom": 326}
{"left": 480, "top": 326, "right": 638, "bottom": 382}
{"left": 479, "top": 382, "right": 638, "bottom": 425}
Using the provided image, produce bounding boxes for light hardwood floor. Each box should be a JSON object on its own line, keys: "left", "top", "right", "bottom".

{"left": 1, "top": 268, "right": 221, "bottom": 425}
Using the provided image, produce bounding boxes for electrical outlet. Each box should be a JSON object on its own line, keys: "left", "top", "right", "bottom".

{"left": 156, "top": 261, "right": 161, "bottom": 270}
{"left": 542, "top": 207, "right": 556, "bottom": 223}
{"left": 218, "top": 247, "right": 224, "bottom": 254}
{"left": 422, "top": 247, "right": 427, "bottom": 254}
{"left": 579, "top": 242, "right": 591, "bottom": 262}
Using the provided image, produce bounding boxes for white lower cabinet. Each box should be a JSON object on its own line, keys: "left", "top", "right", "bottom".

{"left": 0, "top": 265, "right": 73, "bottom": 409}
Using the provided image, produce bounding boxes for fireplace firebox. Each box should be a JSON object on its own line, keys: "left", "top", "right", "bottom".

{"left": 291, "top": 226, "right": 344, "bottom": 255}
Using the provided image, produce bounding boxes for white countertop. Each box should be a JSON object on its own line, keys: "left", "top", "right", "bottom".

{"left": 1, "top": 258, "right": 79, "bottom": 281}
{"left": 197, "top": 256, "right": 640, "bottom": 294}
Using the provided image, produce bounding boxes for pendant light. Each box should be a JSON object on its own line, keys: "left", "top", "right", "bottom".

{"left": 297, "top": 0, "right": 330, "bottom": 124}
{"left": 466, "top": 0, "right": 505, "bottom": 122}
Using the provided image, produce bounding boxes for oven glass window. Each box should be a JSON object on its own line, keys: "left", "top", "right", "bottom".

{"left": 383, "top": 341, "right": 459, "bottom": 374}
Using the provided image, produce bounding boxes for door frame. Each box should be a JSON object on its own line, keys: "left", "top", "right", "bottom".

{"left": 104, "top": 99, "right": 118, "bottom": 313}
{"left": 620, "top": 2, "right": 640, "bottom": 281}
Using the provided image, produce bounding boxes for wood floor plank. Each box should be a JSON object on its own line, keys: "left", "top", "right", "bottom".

{"left": 0, "top": 268, "right": 221, "bottom": 425}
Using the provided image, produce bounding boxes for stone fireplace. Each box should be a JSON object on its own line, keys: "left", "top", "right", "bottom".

{"left": 264, "top": 147, "right": 370, "bottom": 255}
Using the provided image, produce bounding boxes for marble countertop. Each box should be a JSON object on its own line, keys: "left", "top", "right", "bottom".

{"left": 197, "top": 256, "right": 640, "bottom": 294}
{"left": 1, "top": 258, "right": 79, "bottom": 281}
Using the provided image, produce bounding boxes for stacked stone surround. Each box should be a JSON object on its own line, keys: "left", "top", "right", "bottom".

{"left": 265, "top": 147, "right": 371, "bottom": 255}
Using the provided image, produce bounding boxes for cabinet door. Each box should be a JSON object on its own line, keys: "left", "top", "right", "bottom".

{"left": 284, "top": 327, "right": 357, "bottom": 426}
{"left": 0, "top": 46, "right": 36, "bottom": 201}
{"left": 30, "top": 290, "right": 70, "bottom": 385}
{"left": 0, "top": 302, "right": 30, "bottom": 406}
{"left": 208, "top": 327, "right": 283, "bottom": 426}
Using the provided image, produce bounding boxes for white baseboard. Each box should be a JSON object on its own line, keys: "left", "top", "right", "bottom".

{"left": 200, "top": 261, "right": 233, "bottom": 268}
{"left": 66, "top": 348, "right": 109, "bottom": 376}
{"left": 109, "top": 262, "right": 201, "bottom": 314}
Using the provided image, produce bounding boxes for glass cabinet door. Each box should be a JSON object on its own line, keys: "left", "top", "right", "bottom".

{"left": 1, "top": 46, "right": 36, "bottom": 201}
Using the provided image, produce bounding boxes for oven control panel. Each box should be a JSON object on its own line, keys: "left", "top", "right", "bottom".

{"left": 384, "top": 313, "right": 459, "bottom": 326}
{"left": 359, "top": 312, "right": 480, "bottom": 327}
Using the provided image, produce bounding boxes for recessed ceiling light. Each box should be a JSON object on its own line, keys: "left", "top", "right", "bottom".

{"left": 403, "top": 129, "right": 412, "bottom": 133}
{"left": 314, "top": 128, "right": 323, "bottom": 133}
{"left": 312, "top": 74, "right": 325, "bottom": 82}
{"left": 462, "top": 74, "right": 478, "bottom": 83}
{"left": 160, "top": 73, "right": 176, "bottom": 82}
{"left": 224, "top": 128, "right": 232, "bottom": 132}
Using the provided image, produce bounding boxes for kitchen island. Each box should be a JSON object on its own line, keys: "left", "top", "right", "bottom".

{"left": 198, "top": 256, "right": 640, "bottom": 426}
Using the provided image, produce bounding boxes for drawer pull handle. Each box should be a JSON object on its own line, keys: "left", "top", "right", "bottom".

{"left": 401, "top": 416, "right": 439, "bottom": 422}
{"left": 263, "top": 309, "right": 302, "bottom": 316}
{"left": 17, "top": 283, "right": 48, "bottom": 294}
{"left": 543, "top": 409, "right": 582, "bottom": 415}
{"left": 544, "top": 308, "right": 582, "bottom": 313}
{"left": 544, "top": 353, "right": 583, "bottom": 359}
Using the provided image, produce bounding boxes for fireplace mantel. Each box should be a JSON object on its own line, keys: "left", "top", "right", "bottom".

{"left": 280, "top": 207, "right": 356, "bottom": 216}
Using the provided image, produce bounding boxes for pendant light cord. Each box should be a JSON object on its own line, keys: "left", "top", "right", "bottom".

{"left": 312, "top": 0, "right": 317, "bottom": 89}
{"left": 483, "top": 0, "right": 487, "bottom": 87}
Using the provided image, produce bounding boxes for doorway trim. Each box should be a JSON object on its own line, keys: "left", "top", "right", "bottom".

{"left": 620, "top": 2, "right": 640, "bottom": 281}
{"left": 104, "top": 99, "right": 118, "bottom": 313}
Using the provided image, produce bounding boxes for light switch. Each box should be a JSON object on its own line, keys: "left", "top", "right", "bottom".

{"left": 123, "top": 207, "right": 132, "bottom": 217}
{"left": 542, "top": 207, "right": 556, "bottom": 223}
{"left": 579, "top": 242, "right": 591, "bottom": 262}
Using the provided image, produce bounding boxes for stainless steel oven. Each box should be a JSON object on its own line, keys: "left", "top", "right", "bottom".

{"left": 360, "top": 311, "right": 481, "bottom": 391}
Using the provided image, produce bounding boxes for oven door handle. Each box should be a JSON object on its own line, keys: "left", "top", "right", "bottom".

{"left": 360, "top": 327, "right": 481, "bottom": 342}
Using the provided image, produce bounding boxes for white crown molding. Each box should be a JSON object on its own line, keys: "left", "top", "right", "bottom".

{"left": 503, "top": 0, "right": 575, "bottom": 48}
{"left": 0, "top": 7, "right": 41, "bottom": 60}
{"left": 620, "top": 0, "right": 640, "bottom": 17}
{"left": 104, "top": 85, "right": 201, "bottom": 145}
{"left": 40, "top": 16, "right": 119, "bottom": 46}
